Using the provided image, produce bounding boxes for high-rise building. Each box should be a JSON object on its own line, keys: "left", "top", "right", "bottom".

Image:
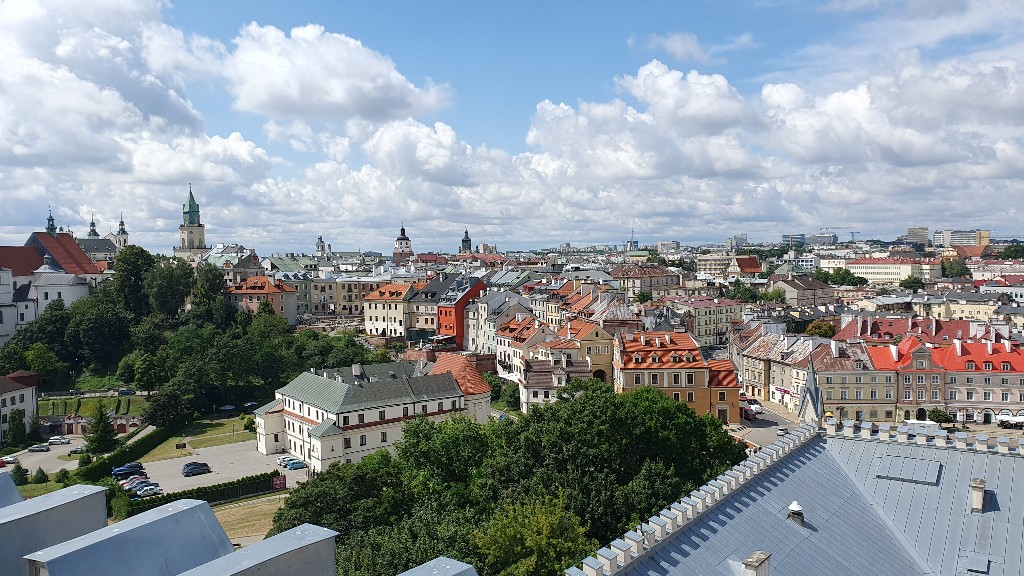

{"left": 781, "top": 233, "right": 805, "bottom": 247}
{"left": 805, "top": 233, "right": 837, "bottom": 246}
{"left": 905, "top": 227, "right": 929, "bottom": 245}
{"left": 933, "top": 229, "right": 990, "bottom": 247}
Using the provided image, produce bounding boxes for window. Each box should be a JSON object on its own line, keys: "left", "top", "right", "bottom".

{"left": 984, "top": 362, "right": 993, "bottom": 370}
{"left": 651, "top": 374, "right": 659, "bottom": 386}
{"left": 885, "top": 376, "right": 893, "bottom": 384}
{"left": 451, "top": 400, "right": 458, "bottom": 409}
{"left": 403, "top": 407, "right": 409, "bottom": 417}
{"left": 633, "top": 374, "right": 641, "bottom": 385}
{"left": 826, "top": 377, "right": 833, "bottom": 384}
{"left": 359, "top": 435, "right": 366, "bottom": 446}
{"left": 421, "top": 405, "right": 426, "bottom": 414}
{"left": 884, "top": 410, "right": 894, "bottom": 420}
{"left": 687, "top": 392, "right": 695, "bottom": 402}
{"left": 718, "top": 391, "right": 726, "bottom": 402}
{"left": 904, "top": 375, "right": 912, "bottom": 384}
{"left": 380, "top": 431, "right": 388, "bottom": 442}
{"left": 543, "top": 391, "right": 550, "bottom": 399}
{"left": 949, "top": 390, "right": 958, "bottom": 400}
{"left": 634, "top": 355, "right": 643, "bottom": 363}
{"left": 870, "top": 389, "right": 878, "bottom": 400}
{"left": 686, "top": 373, "right": 694, "bottom": 386}
{"left": 932, "top": 390, "right": 939, "bottom": 401}
{"left": 917, "top": 389, "right": 925, "bottom": 401}
{"left": 966, "top": 361, "right": 976, "bottom": 370}
{"left": 854, "top": 389, "right": 862, "bottom": 400}
{"left": 673, "top": 373, "right": 680, "bottom": 386}
{"left": 904, "top": 389, "right": 912, "bottom": 401}
{"left": 1002, "top": 378, "right": 1009, "bottom": 386}
{"left": 931, "top": 375, "right": 939, "bottom": 385}
{"left": 916, "top": 360, "right": 925, "bottom": 369}
{"left": 885, "top": 388, "right": 894, "bottom": 400}
{"left": 532, "top": 391, "right": 538, "bottom": 398}
{"left": 984, "top": 391, "right": 992, "bottom": 401}
{"left": 966, "top": 377, "right": 974, "bottom": 384}
{"left": 826, "top": 390, "right": 833, "bottom": 400}
{"left": 379, "top": 410, "right": 385, "bottom": 421}
{"left": 841, "top": 376, "right": 847, "bottom": 384}
{"left": 1002, "top": 362, "right": 1012, "bottom": 371}
{"left": 1002, "top": 392, "right": 1010, "bottom": 402}
{"left": 984, "top": 377, "right": 991, "bottom": 385}
{"left": 967, "top": 391, "right": 975, "bottom": 401}
{"left": 840, "top": 390, "right": 848, "bottom": 400}
{"left": 673, "top": 392, "right": 680, "bottom": 401}
{"left": 344, "top": 438, "right": 351, "bottom": 449}
{"left": 949, "top": 376, "right": 958, "bottom": 384}
{"left": 437, "top": 402, "right": 443, "bottom": 411}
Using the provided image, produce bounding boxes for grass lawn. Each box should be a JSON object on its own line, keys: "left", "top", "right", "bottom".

{"left": 140, "top": 417, "right": 255, "bottom": 463}
{"left": 75, "top": 374, "right": 125, "bottom": 391}
{"left": 17, "top": 481, "right": 65, "bottom": 498}
{"left": 213, "top": 494, "right": 287, "bottom": 539}
{"left": 38, "top": 395, "right": 148, "bottom": 418}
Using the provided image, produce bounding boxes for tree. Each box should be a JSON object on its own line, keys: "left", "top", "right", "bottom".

{"left": 759, "top": 287, "right": 787, "bottom": 303}
{"left": 829, "top": 268, "right": 868, "bottom": 286}
{"left": 484, "top": 372, "right": 503, "bottom": 402}
{"left": 474, "top": 493, "right": 598, "bottom": 576}
{"left": 500, "top": 381, "right": 520, "bottom": 411}
{"left": 84, "top": 400, "right": 118, "bottom": 454}
{"left": 633, "top": 291, "right": 653, "bottom": 304}
{"left": 192, "top": 262, "right": 227, "bottom": 307}
{"left": 145, "top": 259, "right": 195, "bottom": 318}
{"left": 942, "top": 258, "right": 970, "bottom": 279}
{"left": 54, "top": 468, "right": 71, "bottom": 486}
{"left": 998, "top": 244, "right": 1024, "bottom": 260}
{"left": 725, "top": 281, "right": 758, "bottom": 303}
{"left": 24, "top": 343, "right": 64, "bottom": 387}
{"left": 10, "top": 463, "right": 28, "bottom": 486}
{"left": 31, "top": 467, "right": 49, "bottom": 484}
{"left": 78, "top": 453, "right": 93, "bottom": 466}
{"left": 111, "top": 245, "right": 157, "bottom": 319}
{"left": 142, "top": 386, "right": 192, "bottom": 427}
{"left": 811, "top": 268, "right": 832, "bottom": 283}
{"left": 804, "top": 319, "right": 837, "bottom": 338}
{"left": 927, "top": 407, "right": 953, "bottom": 424}
{"left": 899, "top": 275, "right": 925, "bottom": 292}
{"left": 65, "top": 294, "right": 133, "bottom": 370}
{"left": 6, "top": 408, "right": 28, "bottom": 448}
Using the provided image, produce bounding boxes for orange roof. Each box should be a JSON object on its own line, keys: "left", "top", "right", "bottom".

{"left": 933, "top": 341, "right": 1024, "bottom": 371}
{"left": 430, "top": 352, "right": 491, "bottom": 396}
{"left": 707, "top": 360, "right": 740, "bottom": 387}
{"left": 615, "top": 331, "right": 705, "bottom": 369}
{"left": 533, "top": 337, "right": 580, "bottom": 351}
{"left": 0, "top": 246, "right": 44, "bottom": 276}
{"left": 363, "top": 283, "right": 414, "bottom": 301}
{"left": 733, "top": 256, "right": 762, "bottom": 274}
{"left": 225, "top": 275, "right": 297, "bottom": 294}
{"left": 865, "top": 337, "right": 921, "bottom": 370}
{"left": 556, "top": 319, "right": 599, "bottom": 340}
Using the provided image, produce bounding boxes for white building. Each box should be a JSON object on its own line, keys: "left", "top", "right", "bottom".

{"left": 0, "top": 371, "right": 37, "bottom": 444}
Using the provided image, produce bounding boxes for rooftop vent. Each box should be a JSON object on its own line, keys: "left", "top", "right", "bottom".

{"left": 787, "top": 501, "right": 804, "bottom": 527}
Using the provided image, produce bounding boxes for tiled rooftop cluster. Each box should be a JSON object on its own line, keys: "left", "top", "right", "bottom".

{"left": 565, "top": 423, "right": 819, "bottom": 576}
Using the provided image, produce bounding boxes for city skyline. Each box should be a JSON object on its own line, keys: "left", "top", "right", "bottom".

{"left": 2, "top": 1, "right": 1023, "bottom": 254}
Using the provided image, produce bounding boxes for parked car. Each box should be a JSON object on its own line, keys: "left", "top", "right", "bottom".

{"left": 276, "top": 455, "right": 297, "bottom": 467}
{"left": 182, "top": 464, "right": 211, "bottom": 477}
{"left": 28, "top": 444, "right": 50, "bottom": 452}
{"left": 48, "top": 435, "right": 72, "bottom": 445}
{"left": 119, "top": 474, "right": 147, "bottom": 485}
{"left": 0, "top": 460, "right": 6, "bottom": 468}
{"left": 117, "top": 389, "right": 136, "bottom": 396}
{"left": 112, "top": 463, "right": 144, "bottom": 475}
{"left": 1, "top": 456, "right": 17, "bottom": 464}
{"left": 69, "top": 446, "right": 87, "bottom": 454}
{"left": 777, "top": 427, "right": 789, "bottom": 436}
{"left": 745, "top": 399, "right": 764, "bottom": 414}
{"left": 285, "top": 460, "right": 307, "bottom": 470}
{"left": 123, "top": 479, "right": 151, "bottom": 490}
{"left": 181, "top": 462, "right": 206, "bottom": 473}
{"left": 132, "top": 482, "right": 160, "bottom": 493}
{"left": 137, "top": 486, "right": 162, "bottom": 497}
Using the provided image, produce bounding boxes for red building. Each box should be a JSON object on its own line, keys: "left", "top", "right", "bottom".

{"left": 436, "top": 277, "right": 487, "bottom": 349}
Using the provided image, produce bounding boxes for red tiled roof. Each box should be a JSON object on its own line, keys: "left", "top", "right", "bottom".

{"left": 707, "top": 360, "right": 740, "bottom": 387}
{"left": 933, "top": 341, "right": 1024, "bottom": 371}
{"left": 865, "top": 337, "right": 922, "bottom": 370}
{"left": 27, "top": 232, "right": 101, "bottom": 275}
{"left": 615, "top": 331, "right": 705, "bottom": 369}
{"left": 834, "top": 317, "right": 986, "bottom": 346}
{"left": 430, "top": 352, "right": 491, "bottom": 396}
{"left": 363, "top": 283, "right": 414, "bottom": 301}
{"left": 0, "top": 246, "right": 43, "bottom": 276}
{"left": 954, "top": 245, "right": 992, "bottom": 259}
{"left": 733, "top": 256, "right": 762, "bottom": 274}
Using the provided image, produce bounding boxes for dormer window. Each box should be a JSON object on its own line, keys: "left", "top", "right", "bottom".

{"left": 671, "top": 354, "right": 681, "bottom": 363}
{"left": 633, "top": 355, "right": 643, "bottom": 363}
{"left": 684, "top": 353, "right": 695, "bottom": 362}
{"left": 966, "top": 361, "right": 976, "bottom": 370}
{"left": 983, "top": 362, "right": 993, "bottom": 370}
{"left": 855, "top": 361, "right": 864, "bottom": 370}
{"left": 1002, "top": 362, "right": 1012, "bottom": 371}
{"left": 651, "top": 354, "right": 660, "bottom": 363}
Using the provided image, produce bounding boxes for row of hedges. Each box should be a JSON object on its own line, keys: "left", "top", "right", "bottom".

{"left": 74, "top": 421, "right": 183, "bottom": 482}
{"left": 116, "top": 421, "right": 148, "bottom": 446}
{"left": 120, "top": 470, "right": 282, "bottom": 517}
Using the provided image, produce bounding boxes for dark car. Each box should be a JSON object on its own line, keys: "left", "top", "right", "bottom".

{"left": 69, "top": 446, "right": 87, "bottom": 454}
{"left": 182, "top": 464, "right": 211, "bottom": 477}
{"left": 181, "top": 462, "right": 205, "bottom": 472}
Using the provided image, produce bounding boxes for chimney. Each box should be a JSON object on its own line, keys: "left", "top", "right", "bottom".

{"left": 987, "top": 341, "right": 993, "bottom": 355}
{"left": 970, "top": 478, "right": 987, "bottom": 513}
{"left": 830, "top": 339, "right": 840, "bottom": 358}
{"left": 890, "top": 344, "right": 899, "bottom": 361}
{"left": 640, "top": 335, "right": 646, "bottom": 345}
{"left": 742, "top": 551, "right": 771, "bottom": 576}
{"left": 787, "top": 501, "right": 804, "bottom": 527}
{"left": 665, "top": 333, "right": 671, "bottom": 345}
{"left": 954, "top": 339, "right": 962, "bottom": 356}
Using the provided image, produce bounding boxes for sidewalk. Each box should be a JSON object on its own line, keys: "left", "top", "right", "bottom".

{"left": 762, "top": 400, "right": 800, "bottom": 424}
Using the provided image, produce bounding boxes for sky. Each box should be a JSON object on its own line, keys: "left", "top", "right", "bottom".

{"left": 2, "top": 0, "right": 1024, "bottom": 256}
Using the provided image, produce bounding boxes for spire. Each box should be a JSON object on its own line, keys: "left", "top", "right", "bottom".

{"left": 45, "top": 208, "right": 57, "bottom": 236}
{"left": 117, "top": 211, "right": 127, "bottom": 235}
{"left": 87, "top": 213, "right": 99, "bottom": 237}
{"left": 183, "top": 184, "right": 201, "bottom": 226}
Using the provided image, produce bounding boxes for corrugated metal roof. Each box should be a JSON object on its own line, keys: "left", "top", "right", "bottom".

{"left": 277, "top": 370, "right": 461, "bottom": 413}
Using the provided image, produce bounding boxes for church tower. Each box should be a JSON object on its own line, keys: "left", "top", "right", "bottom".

{"left": 393, "top": 224, "right": 414, "bottom": 265}
{"left": 87, "top": 214, "right": 100, "bottom": 238}
{"left": 45, "top": 209, "right": 57, "bottom": 236}
{"left": 175, "top": 184, "right": 209, "bottom": 258}
{"left": 106, "top": 212, "right": 130, "bottom": 250}
{"left": 460, "top": 228, "right": 472, "bottom": 254}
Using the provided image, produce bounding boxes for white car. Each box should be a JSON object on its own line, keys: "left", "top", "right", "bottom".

{"left": 136, "top": 485, "right": 162, "bottom": 497}
{"left": 277, "top": 455, "right": 299, "bottom": 467}
{"left": 777, "top": 427, "right": 789, "bottom": 436}
{"left": 744, "top": 399, "right": 765, "bottom": 414}
{"left": 48, "top": 436, "right": 72, "bottom": 445}
{"left": 1, "top": 455, "right": 18, "bottom": 464}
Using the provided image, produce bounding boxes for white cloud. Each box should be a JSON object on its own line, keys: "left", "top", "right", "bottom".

{"left": 222, "top": 23, "right": 451, "bottom": 122}
{"left": 645, "top": 32, "right": 756, "bottom": 64}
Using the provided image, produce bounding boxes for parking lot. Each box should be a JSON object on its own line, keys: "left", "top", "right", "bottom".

{"left": 123, "top": 441, "right": 308, "bottom": 494}
{"left": 730, "top": 410, "right": 798, "bottom": 448}
{"left": 8, "top": 437, "right": 85, "bottom": 474}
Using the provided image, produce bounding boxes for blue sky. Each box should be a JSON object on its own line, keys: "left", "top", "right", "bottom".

{"left": 1, "top": 0, "right": 1023, "bottom": 254}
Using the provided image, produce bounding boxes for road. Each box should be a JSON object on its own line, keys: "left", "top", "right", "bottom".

{"left": 729, "top": 411, "right": 796, "bottom": 448}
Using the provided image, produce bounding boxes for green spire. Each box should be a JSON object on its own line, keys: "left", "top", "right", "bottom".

{"left": 45, "top": 208, "right": 57, "bottom": 236}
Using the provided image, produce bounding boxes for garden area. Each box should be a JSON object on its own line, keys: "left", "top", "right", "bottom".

{"left": 140, "top": 416, "right": 256, "bottom": 463}
{"left": 39, "top": 395, "right": 148, "bottom": 418}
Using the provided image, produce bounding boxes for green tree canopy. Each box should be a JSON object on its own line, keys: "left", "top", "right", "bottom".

{"left": 65, "top": 292, "right": 133, "bottom": 370}
{"left": 84, "top": 400, "right": 118, "bottom": 454}
{"left": 112, "top": 245, "right": 157, "bottom": 319}
{"left": 474, "top": 493, "right": 598, "bottom": 576}
{"left": 927, "top": 407, "right": 954, "bottom": 424}
{"left": 998, "top": 244, "right": 1024, "bottom": 260}
{"left": 899, "top": 275, "right": 925, "bottom": 292}
{"left": 6, "top": 408, "right": 28, "bottom": 448}
{"left": 633, "top": 290, "right": 653, "bottom": 304}
{"left": 24, "top": 343, "right": 65, "bottom": 387}
{"left": 146, "top": 259, "right": 195, "bottom": 318}
{"left": 829, "top": 268, "right": 869, "bottom": 286}
{"left": 759, "top": 286, "right": 787, "bottom": 303}
{"left": 804, "top": 319, "right": 837, "bottom": 338}
{"left": 942, "top": 258, "right": 970, "bottom": 279}
{"left": 726, "top": 281, "right": 758, "bottom": 303}
{"left": 10, "top": 463, "right": 28, "bottom": 486}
